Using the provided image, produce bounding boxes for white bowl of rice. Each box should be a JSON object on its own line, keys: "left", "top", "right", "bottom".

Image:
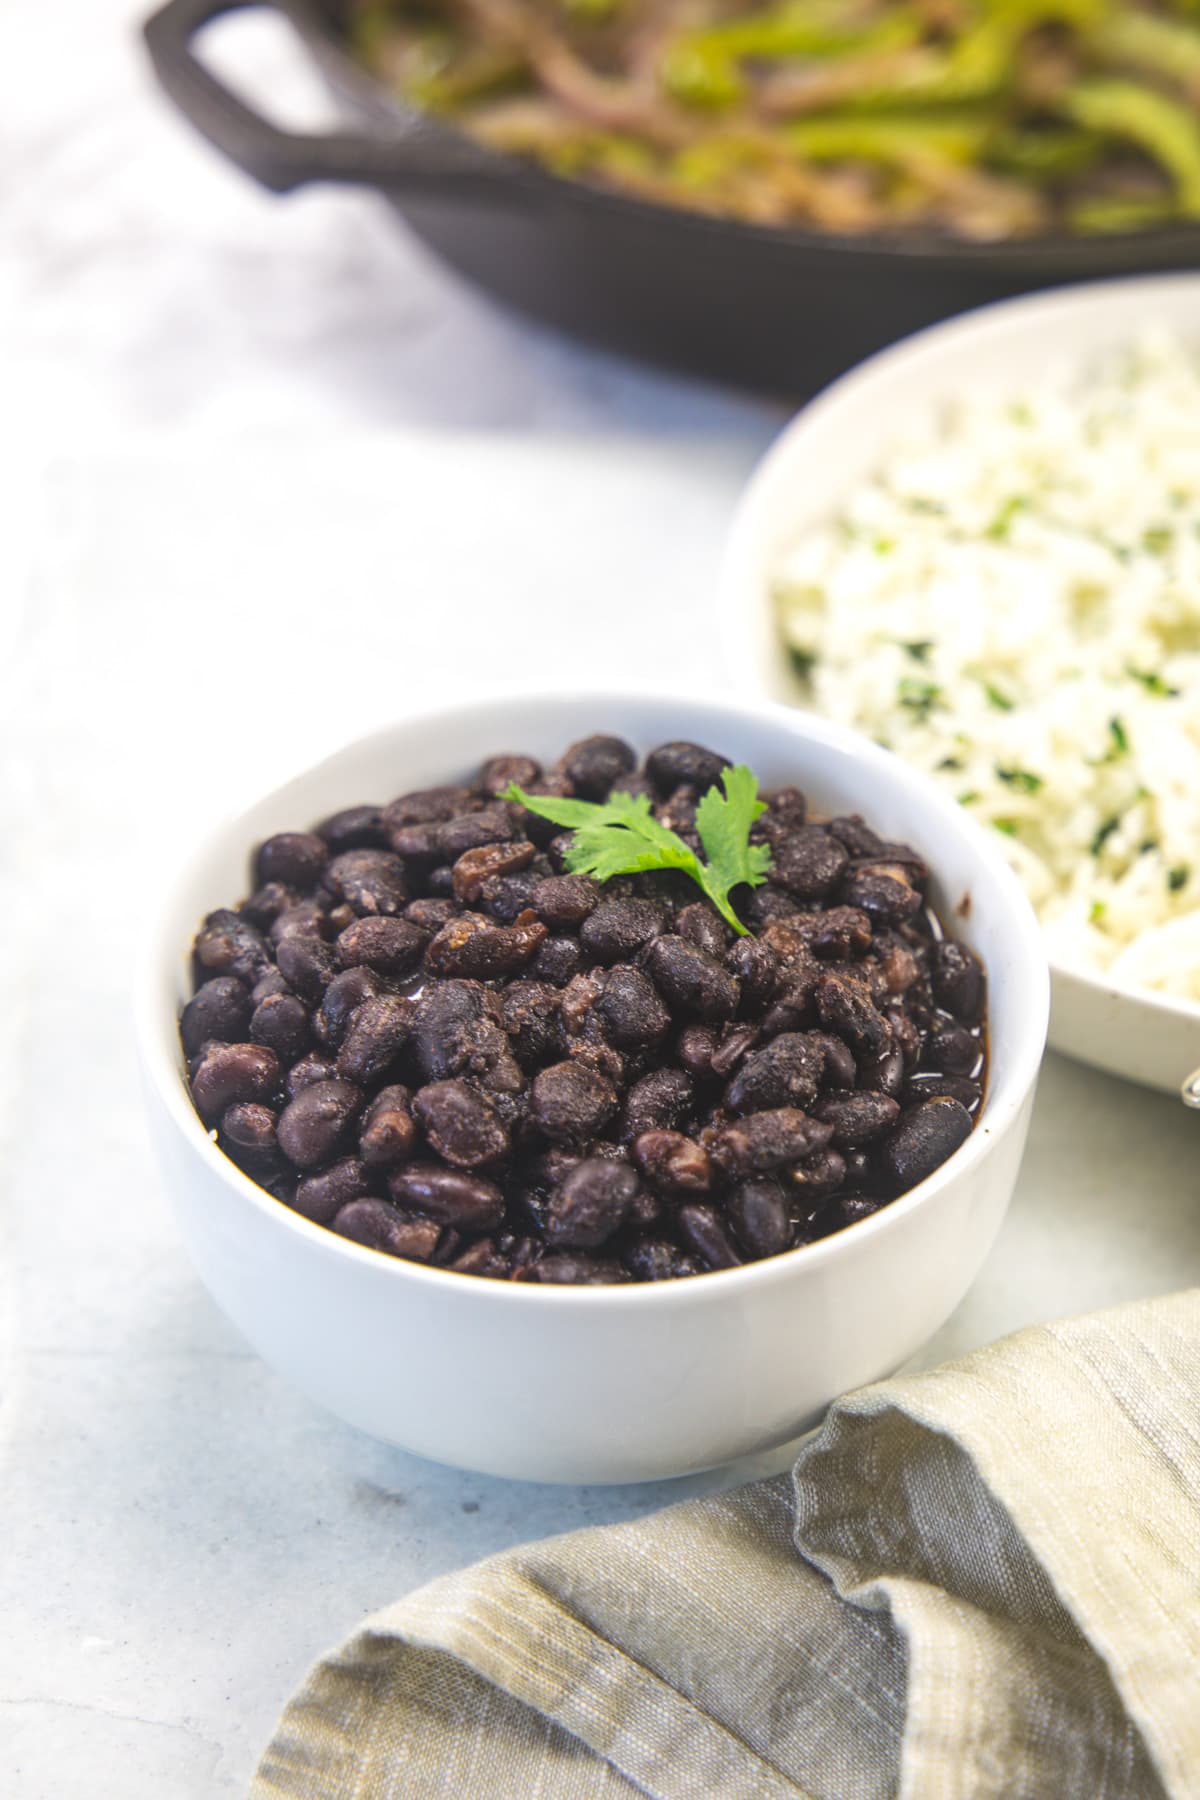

{"left": 723, "top": 272, "right": 1200, "bottom": 1096}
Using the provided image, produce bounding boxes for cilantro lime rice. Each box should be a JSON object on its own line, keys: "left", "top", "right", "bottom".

{"left": 773, "top": 329, "right": 1200, "bottom": 1003}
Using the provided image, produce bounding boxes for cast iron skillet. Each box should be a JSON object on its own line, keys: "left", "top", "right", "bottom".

{"left": 144, "top": 0, "right": 1200, "bottom": 394}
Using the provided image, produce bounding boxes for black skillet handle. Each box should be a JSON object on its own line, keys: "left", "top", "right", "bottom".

{"left": 143, "top": 0, "right": 511, "bottom": 196}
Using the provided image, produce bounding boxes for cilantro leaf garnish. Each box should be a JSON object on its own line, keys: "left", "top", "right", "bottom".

{"left": 503, "top": 766, "right": 772, "bottom": 937}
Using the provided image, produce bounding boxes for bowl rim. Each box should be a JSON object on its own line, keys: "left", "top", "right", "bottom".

{"left": 135, "top": 688, "right": 1049, "bottom": 1308}
{"left": 719, "top": 268, "right": 1200, "bottom": 1032}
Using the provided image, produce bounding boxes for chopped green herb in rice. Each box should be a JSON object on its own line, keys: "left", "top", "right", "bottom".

{"left": 773, "top": 330, "right": 1200, "bottom": 1002}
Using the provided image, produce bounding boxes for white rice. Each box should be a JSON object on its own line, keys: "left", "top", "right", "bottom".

{"left": 772, "top": 328, "right": 1200, "bottom": 1002}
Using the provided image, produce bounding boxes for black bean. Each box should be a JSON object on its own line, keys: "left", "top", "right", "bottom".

{"left": 335, "top": 916, "right": 427, "bottom": 977}
{"left": 500, "top": 981, "right": 562, "bottom": 1071}
{"left": 452, "top": 839, "right": 536, "bottom": 903}
{"left": 645, "top": 741, "right": 730, "bottom": 795}
{"left": 194, "top": 910, "right": 270, "bottom": 984}
{"left": 888, "top": 1009, "right": 923, "bottom": 1067}
{"left": 292, "top": 1157, "right": 371, "bottom": 1225}
{"left": 426, "top": 913, "right": 547, "bottom": 980}
{"left": 336, "top": 995, "right": 414, "bottom": 1086}
{"left": 876, "top": 1098, "right": 974, "bottom": 1194}
{"left": 480, "top": 753, "right": 541, "bottom": 797}
{"left": 387, "top": 1163, "right": 505, "bottom": 1229}
{"left": 622, "top": 1239, "right": 703, "bottom": 1282}
{"left": 276, "top": 1079, "right": 363, "bottom": 1168}
{"left": 632, "top": 1130, "right": 712, "bottom": 1194}
{"left": 808, "top": 906, "right": 873, "bottom": 960}
{"left": 285, "top": 1051, "right": 337, "bottom": 1099}
{"left": 405, "top": 897, "right": 458, "bottom": 932}
{"left": 760, "top": 921, "right": 822, "bottom": 990}
{"left": 545, "top": 1159, "right": 640, "bottom": 1249}
{"left": 413, "top": 1080, "right": 509, "bottom": 1169}
{"left": 709, "top": 1108, "right": 834, "bottom": 1177}
{"left": 250, "top": 991, "right": 310, "bottom": 1061}
{"left": 768, "top": 787, "right": 808, "bottom": 827}
{"left": 478, "top": 871, "right": 541, "bottom": 925}
{"left": 276, "top": 935, "right": 337, "bottom": 1002}
{"left": 530, "top": 874, "right": 601, "bottom": 929}
{"left": 924, "top": 1022, "right": 980, "bottom": 1076}
{"left": 313, "top": 968, "right": 381, "bottom": 1050}
{"left": 561, "top": 734, "right": 636, "bottom": 800}
{"left": 817, "top": 972, "right": 890, "bottom": 1056}
{"left": 675, "top": 903, "right": 728, "bottom": 960}
{"left": 255, "top": 831, "right": 328, "bottom": 890}
{"left": 580, "top": 897, "right": 665, "bottom": 964}
{"left": 769, "top": 827, "right": 848, "bottom": 900}
{"left": 250, "top": 968, "right": 290, "bottom": 1004}
{"left": 436, "top": 806, "right": 514, "bottom": 862}
{"left": 708, "top": 1023, "right": 759, "bottom": 1080}
{"left": 409, "top": 981, "right": 485, "bottom": 1082}
{"left": 595, "top": 965, "right": 670, "bottom": 1050}
{"left": 529, "top": 1061, "right": 617, "bottom": 1145}
{"left": 451, "top": 1238, "right": 510, "bottom": 1278}
{"left": 384, "top": 785, "right": 474, "bottom": 830}
{"left": 527, "top": 1254, "right": 629, "bottom": 1286}
{"left": 181, "top": 977, "right": 251, "bottom": 1056}
{"left": 240, "top": 882, "right": 297, "bottom": 929}
{"left": 810, "top": 1195, "right": 881, "bottom": 1239}
{"left": 932, "top": 940, "right": 985, "bottom": 1023}
{"left": 807, "top": 1031, "right": 857, "bottom": 1089}
{"left": 840, "top": 1149, "right": 875, "bottom": 1196}
{"left": 828, "top": 815, "right": 886, "bottom": 858}
{"left": 904, "top": 1072, "right": 983, "bottom": 1112}
{"left": 190, "top": 1042, "right": 281, "bottom": 1123}
{"left": 841, "top": 865, "right": 922, "bottom": 926}
{"left": 856, "top": 1044, "right": 905, "bottom": 1098}
{"left": 745, "top": 887, "right": 801, "bottom": 927}
{"left": 644, "top": 935, "right": 740, "bottom": 1021}
{"left": 725, "top": 1033, "right": 823, "bottom": 1115}
{"left": 323, "top": 849, "right": 409, "bottom": 917}
{"left": 728, "top": 1177, "right": 792, "bottom": 1260}
{"left": 619, "top": 1067, "right": 694, "bottom": 1142}
{"left": 780, "top": 1148, "right": 847, "bottom": 1202}
{"left": 316, "top": 805, "right": 387, "bottom": 851}
{"left": 270, "top": 901, "right": 329, "bottom": 946}
{"left": 724, "top": 937, "right": 782, "bottom": 1010}
{"left": 358, "top": 1084, "right": 417, "bottom": 1167}
{"left": 677, "top": 1202, "right": 741, "bottom": 1270}
{"left": 220, "top": 1101, "right": 277, "bottom": 1157}
{"left": 813, "top": 1089, "right": 900, "bottom": 1146}
{"left": 530, "top": 936, "right": 585, "bottom": 986}
{"left": 872, "top": 841, "right": 930, "bottom": 886}
{"left": 676, "top": 1023, "right": 719, "bottom": 1080}
{"left": 332, "top": 1198, "right": 441, "bottom": 1262}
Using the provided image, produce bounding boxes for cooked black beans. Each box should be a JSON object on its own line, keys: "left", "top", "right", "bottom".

{"left": 181, "top": 977, "right": 252, "bottom": 1056}
{"left": 183, "top": 735, "right": 987, "bottom": 1281}
{"left": 293, "top": 1157, "right": 371, "bottom": 1225}
{"left": 190, "top": 1042, "right": 281, "bottom": 1123}
{"left": 643, "top": 935, "right": 739, "bottom": 1021}
{"left": 276, "top": 1079, "right": 363, "bottom": 1169}
{"left": 545, "top": 1158, "right": 640, "bottom": 1248}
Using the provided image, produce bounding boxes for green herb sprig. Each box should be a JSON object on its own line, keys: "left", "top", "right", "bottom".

{"left": 503, "top": 766, "right": 772, "bottom": 937}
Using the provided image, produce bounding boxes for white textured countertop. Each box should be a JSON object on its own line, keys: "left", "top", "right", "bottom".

{"left": 4, "top": 7, "right": 1200, "bottom": 1797}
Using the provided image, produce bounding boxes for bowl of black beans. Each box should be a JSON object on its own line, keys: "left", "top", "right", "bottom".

{"left": 137, "top": 692, "right": 1048, "bottom": 1482}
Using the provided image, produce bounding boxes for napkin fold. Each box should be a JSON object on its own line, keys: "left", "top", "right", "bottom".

{"left": 251, "top": 1290, "right": 1200, "bottom": 1800}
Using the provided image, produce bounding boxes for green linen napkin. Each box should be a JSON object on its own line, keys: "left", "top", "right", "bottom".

{"left": 251, "top": 1290, "right": 1200, "bottom": 1799}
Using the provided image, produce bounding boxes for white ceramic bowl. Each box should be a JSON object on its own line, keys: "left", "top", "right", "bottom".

{"left": 136, "top": 692, "right": 1047, "bottom": 1483}
{"left": 722, "top": 271, "right": 1200, "bottom": 1098}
